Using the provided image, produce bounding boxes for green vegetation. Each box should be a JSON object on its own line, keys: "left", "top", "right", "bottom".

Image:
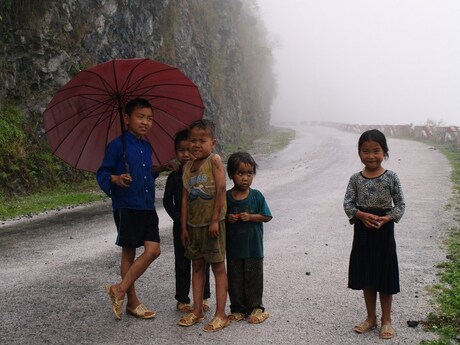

{"left": 224, "top": 125, "right": 295, "bottom": 157}
{"left": 0, "top": 181, "right": 103, "bottom": 220}
{"left": 0, "top": 105, "right": 96, "bottom": 217}
{"left": 420, "top": 142, "right": 460, "bottom": 345}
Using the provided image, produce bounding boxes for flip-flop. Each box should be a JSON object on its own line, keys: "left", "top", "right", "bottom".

{"left": 126, "top": 304, "right": 156, "bottom": 319}
{"left": 105, "top": 285, "right": 124, "bottom": 320}
{"left": 177, "top": 313, "right": 204, "bottom": 327}
{"left": 379, "top": 324, "right": 395, "bottom": 339}
{"left": 353, "top": 320, "right": 377, "bottom": 333}
{"left": 203, "top": 316, "right": 231, "bottom": 332}
{"left": 248, "top": 308, "right": 269, "bottom": 324}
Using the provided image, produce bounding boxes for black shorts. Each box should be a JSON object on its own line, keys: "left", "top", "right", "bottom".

{"left": 113, "top": 208, "right": 160, "bottom": 248}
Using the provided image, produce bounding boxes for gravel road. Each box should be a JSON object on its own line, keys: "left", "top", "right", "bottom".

{"left": 0, "top": 125, "right": 454, "bottom": 345}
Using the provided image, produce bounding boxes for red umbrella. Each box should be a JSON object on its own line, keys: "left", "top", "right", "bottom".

{"left": 43, "top": 58, "right": 204, "bottom": 173}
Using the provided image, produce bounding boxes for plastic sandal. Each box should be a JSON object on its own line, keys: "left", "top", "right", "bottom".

{"left": 127, "top": 304, "right": 156, "bottom": 319}
{"left": 105, "top": 285, "right": 124, "bottom": 320}
{"left": 177, "top": 313, "right": 204, "bottom": 327}
{"left": 353, "top": 320, "right": 377, "bottom": 334}
{"left": 203, "top": 316, "right": 231, "bottom": 332}
{"left": 228, "top": 312, "right": 246, "bottom": 322}
{"left": 248, "top": 308, "right": 269, "bottom": 324}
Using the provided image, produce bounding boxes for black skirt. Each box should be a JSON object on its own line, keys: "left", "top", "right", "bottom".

{"left": 348, "top": 208, "right": 400, "bottom": 294}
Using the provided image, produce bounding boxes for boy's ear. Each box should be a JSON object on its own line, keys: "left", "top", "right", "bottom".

{"left": 123, "top": 113, "right": 130, "bottom": 126}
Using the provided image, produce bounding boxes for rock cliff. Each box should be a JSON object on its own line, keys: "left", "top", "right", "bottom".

{"left": 0, "top": 0, "right": 275, "bottom": 195}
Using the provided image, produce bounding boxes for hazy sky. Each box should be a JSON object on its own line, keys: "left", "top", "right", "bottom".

{"left": 257, "top": 0, "right": 460, "bottom": 126}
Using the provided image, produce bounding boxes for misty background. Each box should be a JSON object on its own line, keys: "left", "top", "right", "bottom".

{"left": 257, "top": 0, "right": 460, "bottom": 126}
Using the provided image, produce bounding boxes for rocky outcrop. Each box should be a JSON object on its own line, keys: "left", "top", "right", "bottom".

{"left": 0, "top": 0, "right": 275, "bottom": 145}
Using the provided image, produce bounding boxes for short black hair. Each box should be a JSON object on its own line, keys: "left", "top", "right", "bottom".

{"left": 358, "top": 129, "right": 389, "bottom": 159}
{"left": 174, "top": 129, "right": 189, "bottom": 151}
{"left": 124, "top": 98, "right": 152, "bottom": 116}
{"left": 189, "top": 119, "right": 215, "bottom": 139}
{"left": 227, "top": 151, "right": 258, "bottom": 178}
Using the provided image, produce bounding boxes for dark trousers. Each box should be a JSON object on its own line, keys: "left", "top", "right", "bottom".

{"left": 173, "top": 222, "right": 210, "bottom": 303}
{"left": 227, "top": 258, "right": 264, "bottom": 315}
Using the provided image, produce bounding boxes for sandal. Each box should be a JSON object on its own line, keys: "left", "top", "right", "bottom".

{"left": 177, "top": 313, "right": 204, "bottom": 327}
{"left": 176, "top": 302, "right": 192, "bottom": 313}
{"left": 248, "top": 308, "right": 269, "bottom": 324}
{"left": 353, "top": 320, "right": 377, "bottom": 334}
{"left": 105, "top": 285, "right": 124, "bottom": 320}
{"left": 203, "top": 316, "right": 231, "bottom": 332}
{"left": 127, "top": 304, "right": 156, "bottom": 319}
{"left": 203, "top": 299, "right": 210, "bottom": 312}
{"left": 228, "top": 312, "right": 246, "bottom": 322}
{"left": 379, "top": 324, "right": 395, "bottom": 339}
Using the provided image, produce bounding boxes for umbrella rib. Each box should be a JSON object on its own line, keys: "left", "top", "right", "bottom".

{"left": 45, "top": 96, "right": 118, "bottom": 134}
{"left": 73, "top": 102, "right": 118, "bottom": 169}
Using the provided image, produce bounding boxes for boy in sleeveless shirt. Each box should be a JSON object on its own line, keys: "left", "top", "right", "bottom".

{"left": 177, "top": 120, "right": 230, "bottom": 332}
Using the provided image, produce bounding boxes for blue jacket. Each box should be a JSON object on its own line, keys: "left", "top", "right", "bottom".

{"left": 96, "top": 131, "right": 158, "bottom": 210}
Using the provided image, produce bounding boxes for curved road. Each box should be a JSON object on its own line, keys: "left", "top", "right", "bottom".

{"left": 0, "top": 126, "right": 453, "bottom": 344}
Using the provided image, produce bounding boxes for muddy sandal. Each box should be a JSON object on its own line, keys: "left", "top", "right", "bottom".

{"left": 248, "top": 308, "right": 269, "bottom": 324}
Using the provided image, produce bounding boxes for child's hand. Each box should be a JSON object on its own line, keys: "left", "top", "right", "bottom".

{"left": 239, "top": 212, "right": 251, "bottom": 222}
{"left": 227, "top": 213, "right": 239, "bottom": 223}
{"left": 375, "top": 215, "right": 392, "bottom": 228}
{"left": 357, "top": 211, "right": 382, "bottom": 229}
{"left": 208, "top": 221, "right": 219, "bottom": 238}
{"left": 112, "top": 174, "right": 132, "bottom": 188}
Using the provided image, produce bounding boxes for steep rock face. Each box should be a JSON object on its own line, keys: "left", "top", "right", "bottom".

{"left": 0, "top": 0, "right": 275, "bottom": 148}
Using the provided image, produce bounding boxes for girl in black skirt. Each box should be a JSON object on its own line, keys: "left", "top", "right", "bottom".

{"left": 343, "top": 129, "right": 405, "bottom": 340}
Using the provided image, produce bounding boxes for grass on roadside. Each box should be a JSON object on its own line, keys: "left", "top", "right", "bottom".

{"left": 0, "top": 180, "right": 105, "bottom": 221}
{"left": 224, "top": 125, "right": 296, "bottom": 156}
{"left": 420, "top": 142, "right": 460, "bottom": 345}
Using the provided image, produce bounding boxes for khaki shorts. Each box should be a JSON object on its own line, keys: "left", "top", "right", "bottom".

{"left": 185, "top": 220, "right": 226, "bottom": 263}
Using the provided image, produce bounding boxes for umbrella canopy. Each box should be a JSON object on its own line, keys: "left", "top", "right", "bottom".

{"left": 43, "top": 58, "right": 204, "bottom": 173}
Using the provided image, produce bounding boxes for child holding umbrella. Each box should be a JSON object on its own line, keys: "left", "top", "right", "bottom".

{"left": 97, "top": 98, "right": 171, "bottom": 320}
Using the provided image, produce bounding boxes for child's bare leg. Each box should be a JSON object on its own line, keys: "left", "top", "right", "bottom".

{"left": 362, "top": 287, "right": 377, "bottom": 325}
{"left": 111, "top": 241, "right": 160, "bottom": 301}
{"left": 191, "top": 258, "right": 206, "bottom": 317}
{"left": 379, "top": 293, "right": 392, "bottom": 325}
{"left": 211, "top": 261, "right": 228, "bottom": 320}
{"left": 120, "top": 247, "right": 140, "bottom": 307}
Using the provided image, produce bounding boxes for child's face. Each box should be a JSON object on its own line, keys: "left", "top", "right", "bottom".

{"left": 175, "top": 140, "right": 193, "bottom": 165}
{"left": 232, "top": 162, "right": 254, "bottom": 191}
{"left": 188, "top": 127, "right": 216, "bottom": 160}
{"left": 124, "top": 106, "right": 153, "bottom": 138}
{"left": 359, "top": 140, "right": 384, "bottom": 170}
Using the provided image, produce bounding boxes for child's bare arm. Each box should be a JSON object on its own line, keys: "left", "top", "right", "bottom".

{"left": 180, "top": 185, "right": 189, "bottom": 247}
{"left": 209, "top": 154, "right": 226, "bottom": 238}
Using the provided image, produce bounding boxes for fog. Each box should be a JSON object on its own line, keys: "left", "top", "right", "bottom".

{"left": 257, "top": 0, "right": 460, "bottom": 126}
